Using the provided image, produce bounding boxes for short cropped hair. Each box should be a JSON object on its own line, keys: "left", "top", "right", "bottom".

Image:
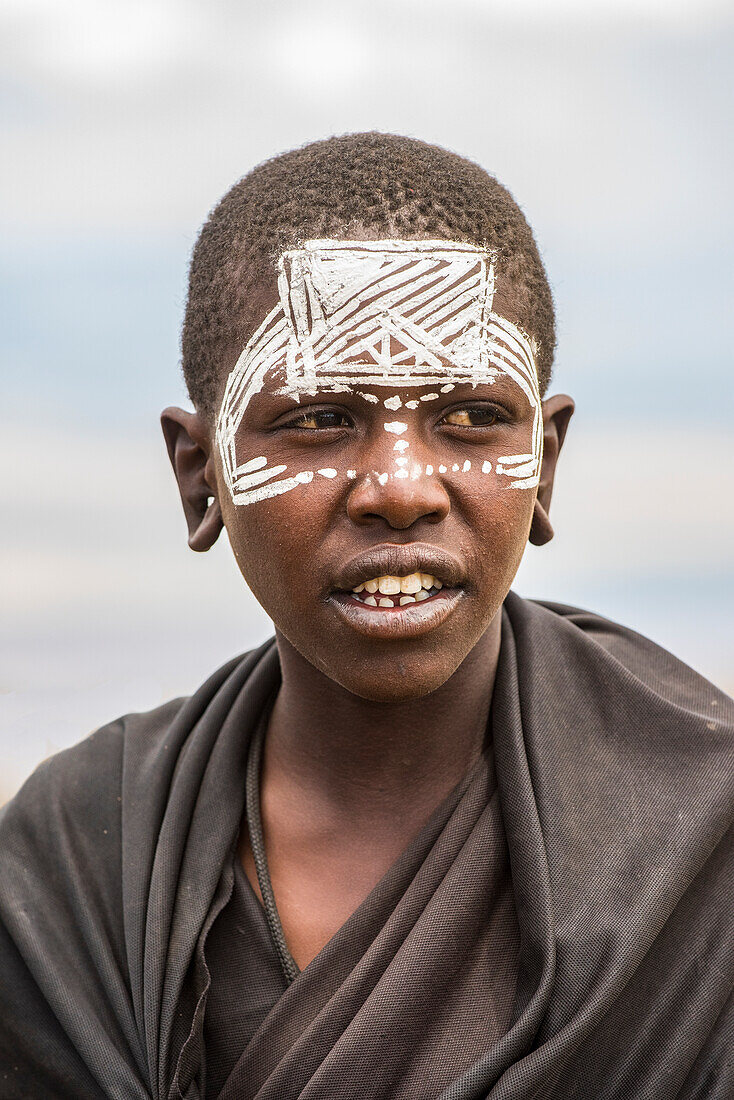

{"left": 182, "top": 132, "right": 556, "bottom": 417}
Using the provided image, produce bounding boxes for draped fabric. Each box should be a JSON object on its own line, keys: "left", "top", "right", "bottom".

{"left": 202, "top": 855, "right": 288, "bottom": 1097}
{"left": 203, "top": 735, "right": 518, "bottom": 1100}
{"left": 0, "top": 593, "right": 732, "bottom": 1099}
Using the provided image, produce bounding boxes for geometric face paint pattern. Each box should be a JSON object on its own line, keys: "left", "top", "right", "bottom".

{"left": 216, "top": 239, "right": 542, "bottom": 505}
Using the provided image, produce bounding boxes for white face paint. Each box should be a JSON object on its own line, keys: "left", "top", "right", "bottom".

{"left": 216, "top": 239, "right": 542, "bottom": 505}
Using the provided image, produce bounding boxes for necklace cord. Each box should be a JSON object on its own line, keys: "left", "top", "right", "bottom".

{"left": 245, "top": 713, "right": 300, "bottom": 985}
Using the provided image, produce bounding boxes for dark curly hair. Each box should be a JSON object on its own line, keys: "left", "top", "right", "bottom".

{"left": 182, "top": 132, "right": 556, "bottom": 417}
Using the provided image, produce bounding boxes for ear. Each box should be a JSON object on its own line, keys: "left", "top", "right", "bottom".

{"left": 529, "top": 393, "right": 575, "bottom": 546}
{"left": 160, "top": 407, "right": 224, "bottom": 552}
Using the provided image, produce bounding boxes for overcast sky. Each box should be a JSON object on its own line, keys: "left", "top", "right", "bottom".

{"left": 1, "top": 0, "right": 732, "bottom": 799}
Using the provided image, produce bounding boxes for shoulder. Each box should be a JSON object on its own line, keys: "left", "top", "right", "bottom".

{"left": 0, "top": 643, "right": 273, "bottom": 849}
{"left": 506, "top": 591, "right": 734, "bottom": 723}
{"left": 0, "top": 698, "right": 183, "bottom": 838}
{"left": 0, "top": 699, "right": 190, "bottom": 925}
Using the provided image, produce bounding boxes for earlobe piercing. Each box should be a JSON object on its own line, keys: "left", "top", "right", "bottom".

{"left": 188, "top": 493, "right": 223, "bottom": 553}
{"left": 529, "top": 500, "right": 554, "bottom": 546}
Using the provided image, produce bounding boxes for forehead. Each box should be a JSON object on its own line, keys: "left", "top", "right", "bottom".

{"left": 277, "top": 239, "right": 498, "bottom": 390}
{"left": 223, "top": 239, "right": 536, "bottom": 402}
{"left": 217, "top": 239, "right": 539, "bottom": 447}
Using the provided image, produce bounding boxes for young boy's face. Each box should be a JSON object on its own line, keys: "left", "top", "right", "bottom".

{"left": 168, "top": 239, "right": 572, "bottom": 701}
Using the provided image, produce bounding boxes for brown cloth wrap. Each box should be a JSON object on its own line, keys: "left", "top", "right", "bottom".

{"left": 0, "top": 592, "right": 732, "bottom": 1099}
{"left": 203, "top": 725, "right": 518, "bottom": 1099}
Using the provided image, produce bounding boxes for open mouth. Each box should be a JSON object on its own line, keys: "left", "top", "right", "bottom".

{"left": 327, "top": 544, "right": 465, "bottom": 637}
{"left": 329, "top": 570, "right": 463, "bottom": 639}
{"left": 349, "top": 571, "right": 445, "bottom": 609}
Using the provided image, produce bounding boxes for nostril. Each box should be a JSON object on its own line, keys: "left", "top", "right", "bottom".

{"left": 346, "top": 466, "right": 451, "bottom": 529}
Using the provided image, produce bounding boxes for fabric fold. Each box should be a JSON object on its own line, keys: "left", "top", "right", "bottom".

{"left": 215, "top": 741, "right": 517, "bottom": 1100}
{"left": 0, "top": 594, "right": 731, "bottom": 1099}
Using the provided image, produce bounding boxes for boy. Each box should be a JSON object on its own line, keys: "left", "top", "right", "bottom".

{"left": 0, "top": 133, "right": 731, "bottom": 1099}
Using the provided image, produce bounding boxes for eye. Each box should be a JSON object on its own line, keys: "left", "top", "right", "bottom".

{"left": 285, "top": 409, "right": 352, "bottom": 430}
{"left": 442, "top": 405, "right": 503, "bottom": 427}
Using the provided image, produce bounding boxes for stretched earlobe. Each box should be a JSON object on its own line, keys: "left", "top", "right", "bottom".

{"left": 529, "top": 500, "right": 555, "bottom": 546}
{"left": 531, "top": 393, "right": 575, "bottom": 549}
{"left": 188, "top": 495, "right": 223, "bottom": 552}
{"left": 160, "top": 407, "right": 224, "bottom": 552}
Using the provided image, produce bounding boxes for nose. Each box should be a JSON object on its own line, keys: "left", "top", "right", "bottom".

{"left": 346, "top": 450, "right": 451, "bottom": 531}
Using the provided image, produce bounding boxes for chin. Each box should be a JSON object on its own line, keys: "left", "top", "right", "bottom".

{"left": 274, "top": 606, "right": 500, "bottom": 704}
{"left": 325, "top": 657, "right": 467, "bottom": 703}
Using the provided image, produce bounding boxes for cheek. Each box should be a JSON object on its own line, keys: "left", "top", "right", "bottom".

{"left": 221, "top": 479, "right": 332, "bottom": 596}
{"left": 462, "top": 479, "right": 536, "bottom": 570}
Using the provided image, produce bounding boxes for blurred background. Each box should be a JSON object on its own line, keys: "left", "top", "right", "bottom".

{"left": 1, "top": 0, "right": 732, "bottom": 801}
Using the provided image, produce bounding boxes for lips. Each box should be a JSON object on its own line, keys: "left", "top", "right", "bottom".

{"left": 327, "top": 543, "right": 466, "bottom": 638}
{"left": 331, "top": 543, "right": 465, "bottom": 594}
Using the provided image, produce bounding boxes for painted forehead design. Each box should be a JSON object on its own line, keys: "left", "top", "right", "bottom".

{"left": 216, "top": 239, "right": 542, "bottom": 504}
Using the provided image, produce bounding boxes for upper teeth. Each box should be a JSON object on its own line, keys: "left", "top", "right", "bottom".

{"left": 352, "top": 572, "right": 443, "bottom": 597}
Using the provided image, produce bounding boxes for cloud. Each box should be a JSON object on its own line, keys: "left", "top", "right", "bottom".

{"left": 421, "top": 0, "right": 731, "bottom": 24}
{"left": 1, "top": 0, "right": 731, "bottom": 251}
{"left": 2, "top": 0, "right": 204, "bottom": 83}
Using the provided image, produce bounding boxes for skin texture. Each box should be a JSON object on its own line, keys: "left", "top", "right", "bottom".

{"left": 162, "top": 258, "right": 574, "bottom": 969}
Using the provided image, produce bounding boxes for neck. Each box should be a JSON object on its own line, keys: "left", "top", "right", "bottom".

{"left": 264, "top": 616, "right": 501, "bottom": 831}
